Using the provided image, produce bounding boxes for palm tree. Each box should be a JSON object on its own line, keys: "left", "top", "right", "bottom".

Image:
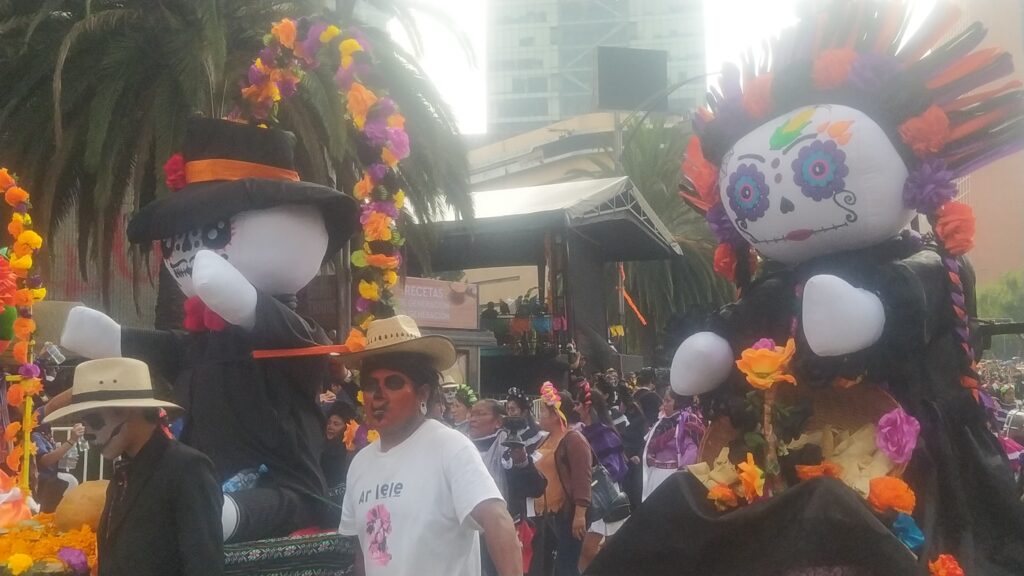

{"left": 0, "top": 0, "right": 471, "bottom": 326}
{"left": 564, "top": 117, "right": 733, "bottom": 357}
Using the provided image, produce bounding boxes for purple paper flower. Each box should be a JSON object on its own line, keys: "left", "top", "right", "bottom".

{"left": 751, "top": 338, "right": 776, "bottom": 350}
{"left": 355, "top": 297, "right": 372, "bottom": 313}
{"left": 706, "top": 203, "right": 743, "bottom": 245}
{"left": 385, "top": 128, "right": 410, "bottom": 160}
{"left": 14, "top": 203, "right": 27, "bottom": 215}
{"left": 876, "top": 407, "right": 921, "bottom": 464}
{"left": 365, "top": 201, "right": 398, "bottom": 219}
{"left": 364, "top": 120, "right": 389, "bottom": 147}
{"left": 278, "top": 75, "right": 299, "bottom": 99}
{"left": 58, "top": 547, "right": 89, "bottom": 574}
{"left": 248, "top": 62, "right": 269, "bottom": 86}
{"left": 258, "top": 43, "right": 280, "bottom": 66}
{"left": 726, "top": 163, "right": 770, "bottom": 221}
{"left": 849, "top": 53, "right": 900, "bottom": 93}
{"left": 26, "top": 276, "right": 42, "bottom": 289}
{"left": 373, "top": 97, "right": 397, "bottom": 120}
{"left": 367, "top": 163, "right": 388, "bottom": 183}
{"left": 19, "top": 363, "right": 40, "bottom": 379}
{"left": 903, "top": 157, "right": 956, "bottom": 214}
{"left": 334, "top": 65, "right": 356, "bottom": 90}
{"left": 792, "top": 139, "right": 848, "bottom": 201}
{"left": 299, "top": 22, "right": 330, "bottom": 64}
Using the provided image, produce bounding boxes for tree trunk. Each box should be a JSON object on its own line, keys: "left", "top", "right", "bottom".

{"left": 154, "top": 263, "right": 184, "bottom": 330}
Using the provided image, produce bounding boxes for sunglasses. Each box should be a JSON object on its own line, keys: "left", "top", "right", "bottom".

{"left": 361, "top": 373, "right": 412, "bottom": 395}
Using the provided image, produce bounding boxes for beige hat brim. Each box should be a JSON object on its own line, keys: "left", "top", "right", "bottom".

{"left": 44, "top": 398, "right": 183, "bottom": 425}
{"left": 342, "top": 335, "right": 457, "bottom": 372}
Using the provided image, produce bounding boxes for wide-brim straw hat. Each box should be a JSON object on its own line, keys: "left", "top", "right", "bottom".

{"left": 44, "top": 358, "right": 182, "bottom": 424}
{"left": 342, "top": 315, "right": 457, "bottom": 372}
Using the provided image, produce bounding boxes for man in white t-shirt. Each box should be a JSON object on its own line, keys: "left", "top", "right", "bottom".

{"left": 340, "top": 316, "right": 522, "bottom": 576}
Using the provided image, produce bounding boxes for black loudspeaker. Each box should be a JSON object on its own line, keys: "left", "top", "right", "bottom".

{"left": 595, "top": 46, "right": 669, "bottom": 112}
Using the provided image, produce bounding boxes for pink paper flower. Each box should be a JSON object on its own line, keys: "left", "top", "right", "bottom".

{"left": 876, "top": 407, "right": 921, "bottom": 464}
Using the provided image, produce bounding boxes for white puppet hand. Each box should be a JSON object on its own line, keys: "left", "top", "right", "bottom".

{"left": 670, "top": 332, "right": 735, "bottom": 395}
{"left": 61, "top": 306, "right": 122, "bottom": 359}
{"left": 192, "top": 250, "right": 258, "bottom": 331}
{"left": 802, "top": 274, "right": 885, "bottom": 357}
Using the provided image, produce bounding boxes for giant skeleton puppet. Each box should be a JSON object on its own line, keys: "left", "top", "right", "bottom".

{"left": 59, "top": 118, "right": 359, "bottom": 542}
{"left": 590, "top": 2, "right": 1024, "bottom": 575}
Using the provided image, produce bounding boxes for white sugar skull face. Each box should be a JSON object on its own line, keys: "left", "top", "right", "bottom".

{"left": 720, "top": 105, "right": 913, "bottom": 265}
{"left": 163, "top": 204, "right": 329, "bottom": 296}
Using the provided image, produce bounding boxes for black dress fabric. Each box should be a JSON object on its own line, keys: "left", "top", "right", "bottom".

{"left": 588, "top": 239, "right": 1024, "bottom": 575}
{"left": 122, "top": 292, "right": 332, "bottom": 541}
{"left": 99, "top": 430, "right": 223, "bottom": 576}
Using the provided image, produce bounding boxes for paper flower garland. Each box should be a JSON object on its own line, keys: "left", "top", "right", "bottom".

{"left": 0, "top": 168, "right": 46, "bottom": 493}
{"left": 237, "top": 18, "right": 412, "bottom": 347}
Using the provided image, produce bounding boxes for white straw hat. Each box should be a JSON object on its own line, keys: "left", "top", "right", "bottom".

{"left": 43, "top": 358, "right": 182, "bottom": 424}
{"left": 343, "top": 315, "right": 457, "bottom": 372}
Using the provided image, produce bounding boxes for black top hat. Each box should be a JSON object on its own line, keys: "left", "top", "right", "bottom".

{"left": 127, "top": 118, "right": 359, "bottom": 258}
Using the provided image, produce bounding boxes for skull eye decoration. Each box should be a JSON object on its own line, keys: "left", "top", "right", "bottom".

{"left": 726, "top": 163, "right": 770, "bottom": 222}
{"left": 792, "top": 139, "right": 849, "bottom": 201}
{"left": 202, "top": 220, "right": 231, "bottom": 250}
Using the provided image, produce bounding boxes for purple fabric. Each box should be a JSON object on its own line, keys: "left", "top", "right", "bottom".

{"left": 582, "top": 422, "right": 629, "bottom": 484}
{"left": 707, "top": 203, "right": 743, "bottom": 245}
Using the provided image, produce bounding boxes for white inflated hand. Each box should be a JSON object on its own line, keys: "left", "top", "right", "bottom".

{"left": 670, "top": 332, "right": 735, "bottom": 395}
{"left": 802, "top": 274, "right": 885, "bottom": 357}
{"left": 192, "top": 250, "right": 258, "bottom": 331}
{"left": 61, "top": 306, "right": 122, "bottom": 359}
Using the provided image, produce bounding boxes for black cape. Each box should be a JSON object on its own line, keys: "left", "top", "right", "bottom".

{"left": 589, "top": 239, "right": 1024, "bottom": 575}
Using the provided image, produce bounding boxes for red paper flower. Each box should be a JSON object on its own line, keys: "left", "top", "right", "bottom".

{"left": 163, "top": 154, "right": 187, "bottom": 191}
{"left": 934, "top": 201, "right": 975, "bottom": 255}
{"left": 929, "top": 554, "right": 964, "bottom": 576}
{"left": 899, "top": 105, "right": 950, "bottom": 157}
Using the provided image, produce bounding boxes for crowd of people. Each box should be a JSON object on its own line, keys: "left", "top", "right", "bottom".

{"left": 315, "top": 351, "right": 708, "bottom": 576}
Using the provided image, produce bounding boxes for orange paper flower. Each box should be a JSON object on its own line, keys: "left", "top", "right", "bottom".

{"left": 736, "top": 338, "right": 797, "bottom": 390}
{"left": 12, "top": 289, "right": 32, "bottom": 307}
{"left": 929, "top": 554, "right": 964, "bottom": 576}
{"left": 12, "top": 341, "right": 28, "bottom": 365}
{"left": 20, "top": 378, "right": 42, "bottom": 396}
{"left": 11, "top": 242, "right": 31, "bottom": 258}
{"left": 7, "top": 220, "right": 22, "bottom": 238}
{"left": 796, "top": 460, "right": 844, "bottom": 481}
{"left": 5, "top": 445, "right": 22, "bottom": 471}
{"left": 381, "top": 147, "right": 400, "bottom": 168}
{"left": 4, "top": 186, "right": 28, "bottom": 207}
{"left": 812, "top": 49, "right": 858, "bottom": 90}
{"left": 743, "top": 74, "right": 774, "bottom": 119}
{"left": 270, "top": 19, "right": 297, "bottom": 49}
{"left": 342, "top": 419, "right": 360, "bottom": 451}
{"left": 344, "top": 329, "right": 367, "bottom": 353}
{"left": 387, "top": 113, "right": 406, "bottom": 129}
{"left": 681, "top": 136, "right": 719, "bottom": 211}
{"left": 934, "top": 201, "right": 975, "bottom": 256}
{"left": 6, "top": 384, "right": 24, "bottom": 408}
{"left": 867, "top": 476, "right": 916, "bottom": 514}
{"left": 713, "top": 243, "right": 738, "bottom": 281}
{"left": 0, "top": 168, "right": 15, "bottom": 190}
{"left": 707, "top": 484, "right": 739, "bottom": 511}
{"left": 366, "top": 253, "right": 400, "bottom": 270}
{"left": 13, "top": 318, "right": 34, "bottom": 341}
{"left": 354, "top": 174, "right": 374, "bottom": 200}
{"left": 899, "top": 105, "right": 950, "bottom": 157}
{"left": 347, "top": 83, "right": 378, "bottom": 129}
{"left": 737, "top": 452, "right": 765, "bottom": 502}
{"left": 3, "top": 422, "right": 21, "bottom": 442}
{"left": 363, "top": 212, "right": 393, "bottom": 242}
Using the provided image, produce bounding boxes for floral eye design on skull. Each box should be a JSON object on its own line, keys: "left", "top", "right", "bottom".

{"left": 792, "top": 139, "right": 849, "bottom": 200}
{"left": 726, "top": 163, "right": 770, "bottom": 223}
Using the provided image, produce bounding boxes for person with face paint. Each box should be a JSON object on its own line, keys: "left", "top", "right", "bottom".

{"left": 44, "top": 357, "right": 222, "bottom": 576}
{"left": 339, "top": 316, "right": 522, "bottom": 576}
{"left": 450, "top": 384, "right": 478, "bottom": 436}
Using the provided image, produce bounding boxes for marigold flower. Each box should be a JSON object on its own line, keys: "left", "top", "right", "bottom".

{"left": 7, "top": 220, "right": 22, "bottom": 238}
{"left": 367, "top": 429, "right": 380, "bottom": 443}
{"left": 5, "top": 445, "right": 22, "bottom": 471}
{"left": 384, "top": 270, "right": 399, "bottom": 287}
{"left": 4, "top": 186, "right": 29, "bottom": 207}
{"left": 899, "top": 105, "right": 950, "bottom": 157}
{"left": 347, "top": 83, "right": 378, "bottom": 129}
{"left": 934, "top": 201, "right": 975, "bottom": 256}
{"left": 343, "top": 419, "right": 360, "bottom": 451}
{"left": 344, "top": 328, "right": 367, "bottom": 353}
{"left": 6, "top": 383, "right": 24, "bottom": 408}
{"left": 270, "top": 19, "right": 297, "bottom": 49}
{"left": 6, "top": 553, "right": 33, "bottom": 575}
{"left": 796, "top": 460, "right": 844, "bottom": 481}
{"left": 0, "top": 168, "right": 16, "bottom": 190}
{"left": 929, "top": 554, "right": 964, "bottom": 576}
{"left": 20, "top": 378, "right": 42, "bottom": 396}
{"left": 4, "top": 422, "right": 21, "bottom": 442}
{"left": 812, "top": 49, "right": 858, "bottom": 90}
{"left": 13, "top": 318, "right": 35, "bottom": 341}
{"left": 707, "top": 484, "right": 739, "bottom": 511}
{"left": 363, "top": 212, "right": 393, "bottom": 242}
{"left": 737, "top": 452, "right": 765, "bottom": 502}
{"left": 354, "top": 174, "right": 374, "bottom": 200}
{"left": 867, "top": 476, "right": 916, "bottom": 514}
{"left": 359, "top": 280, "right": 381, "bottom": 302}
{"left": 736, "top": 338, "right": 797, "bottom": 390}
{"left": 12, "top": 340, "right": 28, "bottom": 364}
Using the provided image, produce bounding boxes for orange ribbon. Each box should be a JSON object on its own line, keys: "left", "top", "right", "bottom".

{"left": 185, "top": 159, "right": 300, "bottom": 184}
{"left": 252, "top": 344, "right": 351, "bottom": 359}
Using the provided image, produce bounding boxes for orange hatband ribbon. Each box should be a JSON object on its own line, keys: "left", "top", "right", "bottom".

{"left": 252, "top": 344, "right": 351, "bottom": 360}
{"left": 185, "top": 159, "right": 300, "bottom": 184}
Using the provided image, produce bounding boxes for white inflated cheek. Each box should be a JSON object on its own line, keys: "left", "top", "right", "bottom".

{"left": 223, "top": 205, "right": 328, "bottom": 295}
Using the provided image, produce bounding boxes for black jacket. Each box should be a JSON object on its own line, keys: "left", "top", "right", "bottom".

{"left": 99, "top": 430, "right": 223, "bottom": 576}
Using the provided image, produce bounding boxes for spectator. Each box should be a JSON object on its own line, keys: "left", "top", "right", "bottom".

{"left": 572, "top": 384, "right": 629, "bottom": 571}
{"left": 340, "top": 316, "right": 521, "bottom": 576}
{"left": 451, "top": 384, "right": 477, "bottom": 436}
{"left": 32, "top": 420, "right": 86, "bottom": 513}
{"left": 615, "top": 386, "right": 648, "bottom": 507}
{"left": 633, "top": 368, "right": 662, "bottom": 428}
{"left": 469, "top": 399, "right": 511, "bottom": 497}
{"left": 322, "top": 401, "right": 356, "bottom": 493}
{"left": 642, "top": 390, "right": 705, "bottom": 501}
{"left": 505, "top": 388, "right": 546, "bottom": 451}
{"left": 481, "top": 302, "right": 499, "bottom": 321}
{"left": 531, "top": 383, "right": 591, "bottom": 576}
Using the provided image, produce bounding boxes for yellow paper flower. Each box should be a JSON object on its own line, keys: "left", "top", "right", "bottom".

{"left": 9, "top": 254, "right": 31, "bottom": 271}
{"left": 340, "top": 38, "right": 364, "bottom": 69}
{"left": 30, "top": 288, "right": 45, "bottom": 302}
{"left": 356, "top": 390, "right": 364, "bottom": 405}
{"left": 384, "top": 270, "right": 399, "bottom": 287}
{"left": 737, "top": 452, "right": 765, "bottom": 502}
{"left": 320, "top": 25, "right": 342, "bottom": 44}
{"left": 6, "top": 553, "right": 33, "bottom": 575}
{"left": 359, "top": 280, "right": 381, "bottom": 302}
{"left": 16, "top": 230, "right": 42, "bottom": 251}
{"left": 393, "top": 190, "right": 406, "bottom": 210}
{"left": 736, "top": 338, "right": 797, "bottom": 390}
{"left": 346, "top": 83, "right": 378, "bottom": 129}
{"left": 367, "top": 429, "right": 380, "bottom": 443}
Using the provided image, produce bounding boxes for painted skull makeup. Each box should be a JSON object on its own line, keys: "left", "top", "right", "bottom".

{"left": 81, "top": 408, "right": 129, "bottom": 459}
{"left": 719, "top": 105, "right": 911, "bottom": 265}
{"left": 162, "top": 220, "right": 232, "bottom": 296}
